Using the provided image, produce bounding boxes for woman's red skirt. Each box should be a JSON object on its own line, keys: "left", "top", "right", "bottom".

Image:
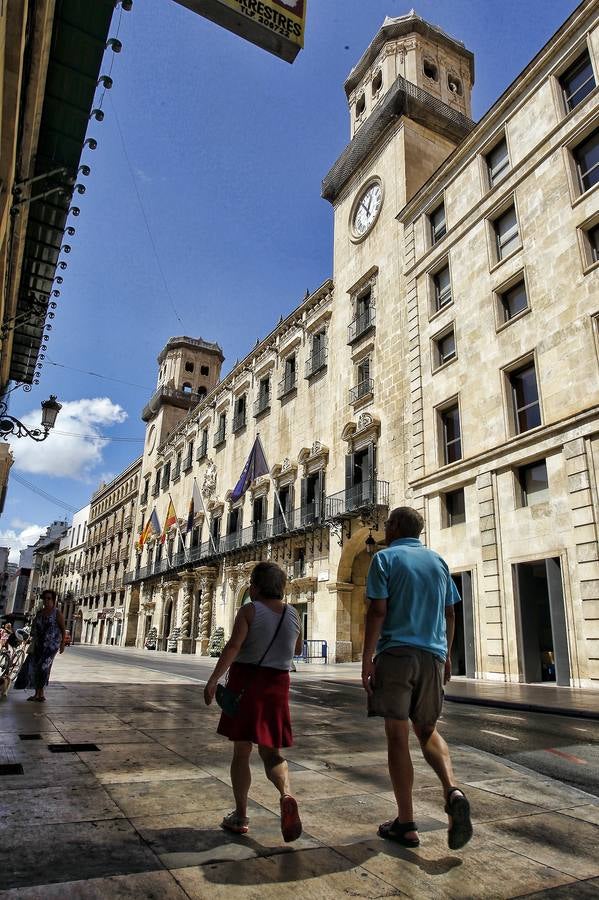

{"left": 217, "top": 661, "right": 293, "bottom": 748}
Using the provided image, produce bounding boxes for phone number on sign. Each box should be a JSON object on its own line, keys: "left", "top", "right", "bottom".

{"left": 237, "top": 2, "right": 302, "bottom": 39}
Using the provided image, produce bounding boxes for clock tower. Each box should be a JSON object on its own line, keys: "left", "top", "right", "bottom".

{"left": 321, "top": 10, "right": 475, "bottom": 505}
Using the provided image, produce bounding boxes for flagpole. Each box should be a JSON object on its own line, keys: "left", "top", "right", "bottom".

{"left": 168, "top": 492, "right": 186, "bottom": 559}
{"left": 257, "top": 434, "right": 289, "bottom": 532}
{"left": 195, "top": 476, "right": 218, "bottom": 554}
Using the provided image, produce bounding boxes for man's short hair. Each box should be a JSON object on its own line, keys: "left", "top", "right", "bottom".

{"left": 389, "top": 506, "right": 424, "bottom": 538}
{"left": 251, "top": 561, "right": 287, "bottom": 600}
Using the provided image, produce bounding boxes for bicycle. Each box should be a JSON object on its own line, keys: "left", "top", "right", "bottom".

{"left": 0, "top": 627, "right": 31, "bottom": 698}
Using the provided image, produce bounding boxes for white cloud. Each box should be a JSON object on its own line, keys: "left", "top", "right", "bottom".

{"left": 0, "top": 522, "right": 45, "bottom": 563}
{"left": 8, "top": 397, "right": 127, "bottom": 480}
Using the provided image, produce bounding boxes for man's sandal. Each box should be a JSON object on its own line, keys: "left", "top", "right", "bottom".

{"left": 445, "top": 787, "right": 473, "bottom": 850}
{"left": 221, "top": 811, "right": 249, "bottom": 834}
{"left": 378, "top": 818, "right": 420, "bottom": 848}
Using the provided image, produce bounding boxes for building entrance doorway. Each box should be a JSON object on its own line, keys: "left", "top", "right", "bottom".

{"left": 450, "top": 571, "right": 475, "bottom": 677}
{"left": 163, "top": 600, "right": 173, "bottom": 650}
{"left": 294, "top": 602, "right": 308, "bottom": 644}
{"left": 514, "top": 558, "right": 570, "bottom": 685}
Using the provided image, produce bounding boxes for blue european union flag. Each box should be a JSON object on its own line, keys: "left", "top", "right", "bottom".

{"left": 231, "top": 436, "right": 270, "bottom": 502}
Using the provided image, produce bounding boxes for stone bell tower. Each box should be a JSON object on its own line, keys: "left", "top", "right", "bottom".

{"left": 141, "top": 336, "right": 224, "bottom": 447}
{"left": 346, "top": 11, "right": 474, "bottom": 137}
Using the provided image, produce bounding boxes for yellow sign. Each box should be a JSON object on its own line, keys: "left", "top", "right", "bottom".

{"left": 175, "top": 0, "right": 306, "bottom": 63}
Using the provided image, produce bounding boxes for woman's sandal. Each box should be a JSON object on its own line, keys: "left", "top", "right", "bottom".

{"left": 280, "top": 794, "right": 302, "bottom": 843}
{"left": 445, "top": 787, "right": 473, "bottom": 850}
{"left": 378, "top": 818, "right": 420, "bottom": 848}
{"left": 221, "top": 811, "right": 249, "bottom": 835}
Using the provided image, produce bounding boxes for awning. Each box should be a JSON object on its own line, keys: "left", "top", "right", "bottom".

{"left": 10, "top": 0, "right": 115, "bottom": 384}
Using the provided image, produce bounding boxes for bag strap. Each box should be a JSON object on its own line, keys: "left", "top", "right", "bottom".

{"left": 257, "top": 605, "right": 287, "bottom": 667}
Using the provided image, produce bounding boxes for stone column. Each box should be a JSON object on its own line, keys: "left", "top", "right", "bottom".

{"left": 177, "top": 572, "right": 196, "bottom": 655}
{"left": 327, "top": 581, "right": 354, "bottom": 663}
{"left": 195, "top": 566, "right": 217, "bottom": 655}
{"left": 227, "top": 569, "right": 241, "bottom": 635}
{"left": 125, "top": 586, "right": 140, "bottom": 647}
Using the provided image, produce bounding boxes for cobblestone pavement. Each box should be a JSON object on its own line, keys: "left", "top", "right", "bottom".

{"left": 1, "top": 650, "right": 599, "bottom": 898}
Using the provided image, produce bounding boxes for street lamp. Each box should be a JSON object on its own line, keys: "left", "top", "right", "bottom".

{"left": 0, "top": 394, "right": 62, "bottom": 441}
{"left": 365, "top": 530, "right": 377, "bottom": 556}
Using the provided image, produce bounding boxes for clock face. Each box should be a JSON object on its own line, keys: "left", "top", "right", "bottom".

{"left": 352, "top": 181, "right": 383, "bottom": 238}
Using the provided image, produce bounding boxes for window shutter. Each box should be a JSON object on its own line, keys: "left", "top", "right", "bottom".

{"left": 367, "top": 443, "right": 376, "bottom": 501}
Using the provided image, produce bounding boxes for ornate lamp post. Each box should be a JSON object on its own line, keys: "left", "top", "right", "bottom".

{"left": 0, "top": 395, "right": 61, "bottom": 441}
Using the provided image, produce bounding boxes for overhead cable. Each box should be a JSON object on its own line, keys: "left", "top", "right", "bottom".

{"left": 11, "top": 473, "right": 78, "bottom": 513}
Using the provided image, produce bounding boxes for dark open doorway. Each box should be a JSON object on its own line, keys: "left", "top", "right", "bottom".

{"left": 450, "top": 571, "right": 475, "bottom": 677}
{"left": 514, "top": 558, "right": 570, "bottom": 686}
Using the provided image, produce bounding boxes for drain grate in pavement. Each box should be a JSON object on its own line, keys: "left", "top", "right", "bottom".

{"left": 0, "top": 764, "right": 24, "bottom": 776}
{"left": 19, "top": 733, "right": 42, "bottom": 741}
{"left": 48, "top": 743, "right": 100, "bottom": 753}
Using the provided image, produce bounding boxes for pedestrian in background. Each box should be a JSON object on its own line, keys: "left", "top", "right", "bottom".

{"left": 16, "top": 589, "right": 66, "bottom": 702}
{"left": 204, "top": 561, "right": 303, "bottom": 843}
{"left": 362, "top": 507, "right": 473, "bottom": 851}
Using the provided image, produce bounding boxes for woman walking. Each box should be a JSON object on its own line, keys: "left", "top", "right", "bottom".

{"left": 204, "top": 561, "right": 302, "bottom": 842}
{"left": 19, "top": 590, "right": 66, "bottom": 702}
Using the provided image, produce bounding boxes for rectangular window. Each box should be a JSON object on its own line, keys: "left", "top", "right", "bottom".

{"left": 350, "top": 357, "right": 373, "bottom": 403}
{"left": 306, "top": 330, "right": 327, "bottom": 377}
{"left": 254, "top": 378, "right": 271, "bottom": 416}
{"left": 590, "top": 223, "right": 599, "bottom": 263}
{"left": 445, "top": 488, "right": 466, "bottom": 526}
{"left": 518, "top": 459, "right": 549, "bottom": 506}
{"left": 493, "top": 205, "right": 520, "bottom": 260}
{"left": 429, "top": 202, "right": 446, "bottom": 244}
{"left": 560, "top": 50, "right": 596, "bottom": 112}
{"left": 433, "top": 264, "right": 452, "bottom": 311}
{"left": 197, "top": 428, "right": 208, "bottom": 460}
{"left": 279, "top": 354, "right": 297, "bottom": 397}
{"left": 233, "top": 394, "right": 247, "bottom": 432}
{"left": 440, "top": 403, "right": 462, "bottom": 464}
{"left": 509, "top": 362, "right": 541, "bottom": 434}
{"left": 574, "top": 128, "right": 599, "bottom": 193}
{"left": 434, "top": 328, "right": 456, "bottom": 368}
{"left": 486, "top": 136, "right": 510, "bottom": 186}
{"left": 210, "top": 516, "right": 221, "bottom": 544}
{"left": 500, "top": 279, "right": 528, "bottom": 321}
{"left": 214, "top": 413, "right": 226, "bottom": 447}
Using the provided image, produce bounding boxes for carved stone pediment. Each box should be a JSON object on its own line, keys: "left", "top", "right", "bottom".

{"left": 250, "top": 476, "right": 270, "bottom": 499}
{"left": 271, "top": 457, "right": 298, "bottom": 483}
{"left": 341, "top": 413, "right": 381, "bottom": 450}
{"left": 298, "top": 442, "right": 329, "bottom": 474}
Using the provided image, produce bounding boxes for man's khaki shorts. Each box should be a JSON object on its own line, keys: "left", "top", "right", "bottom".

{"left": 367, "top": 646, "right": 444, "bottom": 725}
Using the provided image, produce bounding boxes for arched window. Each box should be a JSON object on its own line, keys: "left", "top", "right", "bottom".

{"left": 448, "top": 74, "right": 462, "bottom": 95}
{"left": 356, "top": 93, "right": 366, "bottom": 117}
{"left": 423, "top": 59, "right": 438, "bottom": 81}
{"left": 198, "top": 386, "right": 207, "bottom": 400}
{"left": 182, "top": 382, "right": 192, "bottom": 394}
{"left": 372, "top": 70, "right": 382, "bottom": 96}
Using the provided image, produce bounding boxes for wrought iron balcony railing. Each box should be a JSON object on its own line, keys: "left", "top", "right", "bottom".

{"left": 253, "top": 394, "right": 271, "bottom": 417}
{"left": 277, "top": 373, "right": 297, "bottom": 399}
{"left": 232, "top": 412, "right": 247, "bottom": 433}
{"left": 183, "top": 453, "right": 193, "bottom": 472}
{"left": 123, "top": 504, "right": 326, "bottom": 584}
{"left": 305, "top": 348, "right": 327, "bottom": 379}
{"left": 325, "top": 480, "right": 389, "bottom": 519}
{"left": 197, "top": 442, "right": 208, "bottom": 462}
{"left": 214, "top": 427, "right": 226, "bottom": 448}
{"left": 151, "top": 483, "right": 160, "bottom": 498}
{"left": 348, "top": 307, "right": 376, "bottom": 344}
{"left": 172, "top": 464, "right": 181, "bottom": 482}
{"left": 349, "top": 378, "right": 374, "bottom": 404}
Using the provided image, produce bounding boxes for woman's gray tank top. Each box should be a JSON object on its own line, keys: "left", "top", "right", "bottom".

{"left": 235, "top": 601, "right": 300, "bottom": 671}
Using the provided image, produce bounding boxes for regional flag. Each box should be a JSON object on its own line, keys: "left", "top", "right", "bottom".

{"left": 231, "top": 436, "right": 269, "bottom": 502}
{"left": 139, "top": 509, "right": 161, "bottom": 549}
{"left": 161, "top": 498, "right": 178, "bottom": 544}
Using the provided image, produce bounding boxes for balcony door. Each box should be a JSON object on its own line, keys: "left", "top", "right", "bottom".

{"left": 345, "top": 443, "right": 375, "bottom": 509}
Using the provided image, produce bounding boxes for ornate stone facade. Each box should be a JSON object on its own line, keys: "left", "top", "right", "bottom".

{"left": 116, "top": 7, "right": 599, "bottom": 687}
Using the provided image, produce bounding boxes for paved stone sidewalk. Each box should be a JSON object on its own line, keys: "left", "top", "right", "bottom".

{"left": 1, "top": 653, "right": 599, "bottom": 898}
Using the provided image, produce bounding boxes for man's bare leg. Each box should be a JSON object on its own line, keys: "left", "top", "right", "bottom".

{"left": 385, "top": 718, "right": 418, "bottom": 841}
{"left": 412, "top": 723, "right": 456, "bottom": 796}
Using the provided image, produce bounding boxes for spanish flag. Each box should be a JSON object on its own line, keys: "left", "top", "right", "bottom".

{"left": 161, "top": 498, "right": 178, "bottom": 544}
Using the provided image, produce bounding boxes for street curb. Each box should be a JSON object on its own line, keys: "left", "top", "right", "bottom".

{"left": 444, "top": 693, "right": 599, "bottom": 721}
{"left": 325, "top": 678, "right": 599, "bottom": 721}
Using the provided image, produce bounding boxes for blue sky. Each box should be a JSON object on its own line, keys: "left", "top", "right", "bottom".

{"left": 1, "top": 0, "right": 580, "bottom": 559}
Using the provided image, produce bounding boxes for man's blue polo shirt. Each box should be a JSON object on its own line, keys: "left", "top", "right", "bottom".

{"left": 366, "top": 538, "right": 461, "bottom": 660}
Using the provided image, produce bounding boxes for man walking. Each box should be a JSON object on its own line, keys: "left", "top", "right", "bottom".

{"left": 361, "top": 506, "right": 472, "bottom": 850}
